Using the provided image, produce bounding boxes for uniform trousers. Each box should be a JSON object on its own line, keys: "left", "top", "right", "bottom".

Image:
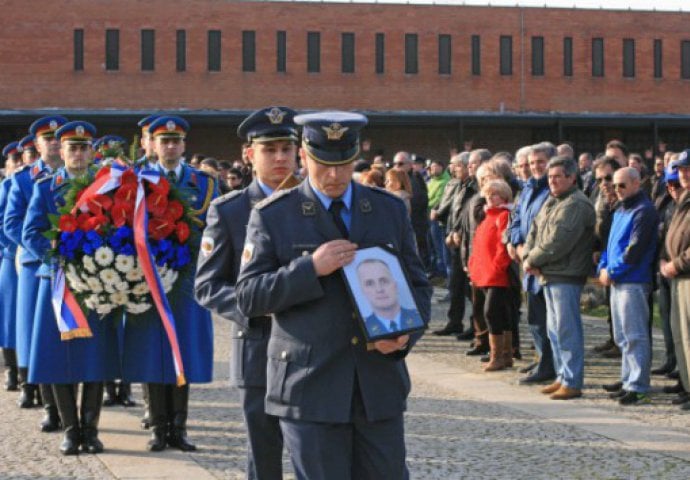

{"left": 241, "top": 386, "right": 283, "bottom": 480}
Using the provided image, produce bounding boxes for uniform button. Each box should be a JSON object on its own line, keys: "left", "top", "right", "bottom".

{"left": 237, "top": 331, "right": 244, "bottom": 338}
{"left": 351, "top": 336, "right": 359, "bottom": 345}
{"left": 302, "top": 250, "right": 309, "bottom": 256}
{"left": 281, "top": 351, "right": 288, "bottom": 360}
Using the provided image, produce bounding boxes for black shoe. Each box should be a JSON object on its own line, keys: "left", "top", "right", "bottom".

{"left": 651, "top": 364, "right": 675, "bottom": 376}
{"left": 433, "top": 326, "right": 463, "bottom": 336}
{"left": 519, "top": 362, "right": 538, "bottom": 374}
{"left": 618, "top": 391, "right": 650, "bottom": 405}
{"left": 667, "top": 371, "right": 680, "bottom": 380}
{"left": 519, "top": 371, "right": 556, "bottom": 384}
{"left": 466, "top": 344, "right": 489, "bottom": 356}
{"left": 167, "top": 427, "right": 197, "bottom": 452}
{"left": 60, "top": 428, "right": 81, "bottom": 456}
{"left": 662, "top": 382, "right": 684, "bottom": 395}
{"left": 141, "top": 415, "right": 150, "bottom": 430}
{"left": 41, "top": 410, "right": 62, "bottom": 432}
{"left": 81, "top": 428, "right": 104, "bottom": 454}
{"left": 602, "top": 381, "right": 623, "bottom": 392}
{"left": 601, "top": 346, "right": 622, "bottom": 359}
{"left": 102, "top": 383, "right": 117, "bottom": 407}
{"left": 5, "top": 368, "right": 19, "bottom": 392}
{"left": 456, "top": 330, "right": 475, "bottom": 341}
{"left": 512, "top": 350, "right": 522, "bottom": 360}
{"left": 117, "top": 383, "right": 136, "bottom": 407}
{"left": 609, "top": 389, "right": 627, "bottom": 399}
{"left": 147, "top": 427, "right": 167, "bottom": 452}
{"left": 593, "top": 339, "right": 615, "bottom": 353}
{"left": 18, "top": 385, "right": 35, "bottom": 409}
{"left": 671, "top": 392, "right": 689, "bottom": 405}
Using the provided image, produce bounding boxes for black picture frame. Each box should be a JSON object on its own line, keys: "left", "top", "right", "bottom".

{"left": 341, "top": 245, "right": 425, "bottom": 342}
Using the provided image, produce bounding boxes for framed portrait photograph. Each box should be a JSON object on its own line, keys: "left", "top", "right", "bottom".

{"left": 342, "top": 245, "right": 426, "bottom": 342}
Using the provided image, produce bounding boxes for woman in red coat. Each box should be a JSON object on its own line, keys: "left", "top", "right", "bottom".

{"left": 468, "top": 179, "right": 514, "bottom": 371}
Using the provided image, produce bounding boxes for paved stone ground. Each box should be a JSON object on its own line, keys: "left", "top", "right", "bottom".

{"left": 1, "top": 286, "right": 690, "bottom": 479}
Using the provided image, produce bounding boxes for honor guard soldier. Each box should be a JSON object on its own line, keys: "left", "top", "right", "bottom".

{"left": 122, "top": 115, "right": 218, "bottom": 452}
{"left": 135, "top": 114, "right": 160, "bottom": 169}
{"left": 22, "top": 121, "right": 121, "bottom": 455}
{"left": 4, "top": 116, "right": 67, "bottom": 431}
{"left": 0, "top": 142, "right": 24, "bottom": 391}
{"left": 95, "top": 135, "right": 128, "bottom": 167}
{"left": 236, "top": 111, "right": 431, "bottom": 480}
{"left": 195, "top": 106, "right": 300, "bottom": 479}
{"left": 18, "top": 135, "right": 40, "bottom": 166}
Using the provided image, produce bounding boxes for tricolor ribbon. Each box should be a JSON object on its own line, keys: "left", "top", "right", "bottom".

{"left": 51, "top": 267, "right": 93, "bottom": 340}
{"left": 72, "top": 161, "right": 127, "bottom": 213}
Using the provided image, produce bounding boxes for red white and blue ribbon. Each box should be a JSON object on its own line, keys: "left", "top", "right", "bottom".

{"left": 72, "top": 161, "right": 127, "bottom": 213}
{"left": 51, "top": 267, "right": 93, "bottom": 340}
{"left": 134, "top": 170, "right": 186, "bottom": 386}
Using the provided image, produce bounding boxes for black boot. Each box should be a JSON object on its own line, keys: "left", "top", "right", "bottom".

{"left": 117, "top": 382, "right": 136, "bottom": 407}
{"left": 3, "top": 348, "right": 19, "bottom": 391}
{"left": 17, "top": 367, "right": 35, "bottom": 408}
{"left": 40, "top": 384, "right": 62, "bottom": 432}
{"left": 54, "top": 384, "right": 80, "bottom": 455}
{"left": 167, "top": 384, "right": 196, "bottom": 451}
{"left": 141, "top": 384, "right": 150, "bottom": 429}
{"left": 147, "top": 383, "right": 167, "bottom": 451}
{"left": 80, "top": 382, "right": 104, "bottom": 454}
{"left": 103, "top": 382, "right": 117, "bottom": 407}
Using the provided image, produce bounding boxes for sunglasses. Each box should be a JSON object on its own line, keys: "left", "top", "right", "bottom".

{"left": 596, "top": 175, "right": 613, "bottom": 184}
{"left": 613, "top": 183, "right": 627, "bottom": 190}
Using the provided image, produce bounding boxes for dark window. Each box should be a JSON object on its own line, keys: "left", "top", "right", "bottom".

{"left": 375, "top": 33, "right": 385, "bottom": 74}
{"left": 73, "top": 29, "right": 84, "bottom": 71}
{"left": 471, "top": 35, "right": 481, "bottom": 75}
{"left": 623, "top": 38, "right": 635, "bottom": 78}
{"left": 105, "top": 29, "right": 119, "bottom": 71}
{"left": 141, "top": 29, "right": 155, "bottom": 71}
{"left": 563, "top": 37, "right": 573, "bottom": 76}
{"left": 592, "top": 37, "right": 604, "bottom": 77}
{"left": 277, "top": 31, "right": 287, "bottom": 72}
{"left": 405, "top": 33, "right": 418, "bottom": 74}
{"left": 532, "top": 36, "right": 544, "bottom": 76}
{"left": 654, "top": 39, "right": 663, "bottom": 78}
{"left": 307, "top": 32, "right": 320, "bottom": 73}
{"left": 208, "top": 30, "right": 221, "bottom": 72}
{"left": 242, "top": 30, "right": 256, "bottom": 72}
{"left": 682, "top": 40, "right": 690, "bottom": 79}
{"left": 500, "top": 35, "right": 512, "bottom": 75}
{"left": 342, "top": 32, "right": 355, "bottom": 73}
{"left": 176, "top": 30, "right": 186, "bottom": 72}
{"left": 438, "top": 34, "right": 451, "bottom": 74}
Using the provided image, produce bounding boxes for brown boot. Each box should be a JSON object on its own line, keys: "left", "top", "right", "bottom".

{"left": 540, "top": 381, "right": 562, "bottom": 394}
{"left": 483, "top": 334, "right": 505, "bottom": 371}
{"left": 550, "top": 385, "right": 582, "bottom": 400}
{"left": 502, "top": 331, "right": 513, "bottom": 368}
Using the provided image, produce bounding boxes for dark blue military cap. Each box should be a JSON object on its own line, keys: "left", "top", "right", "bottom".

{"left": 677, "top": 149, "right": 690, "bottom": 168}
{"left": 138, "top": 114, "right": 160, "bottom": 134}
{"left": 237, "top": 106, "right": 299, "bottom": 144}
{"left": 3, "top": 141, "right": 21, "bottom": 157}
{"left": 294, "top": 111, "right": 368, "bottom": 165}
{"left": 56, "top": 121, "right": 97, "bottom": 144}
{"left": 29, "top": 115, "right": 69, "bottom": 138}
{"left": 98, "top": 135, "right": 127, "bottom": 150}
{"left": 18, "top": 135, "right": 37, "bottom": 152}
{"left": 148, "top": 116, "right": 189, "bottom": 138}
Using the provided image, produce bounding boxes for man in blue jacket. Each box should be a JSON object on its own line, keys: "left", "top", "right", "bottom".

{"left": 598, "top": 167, "right": 659, "bottom": 405}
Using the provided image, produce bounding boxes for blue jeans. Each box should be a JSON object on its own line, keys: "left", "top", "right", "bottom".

{"left": 543, "top": 283, "right": 585, "bottom": 389}
{"left": 610, "top": 283, "right": 652, "bottom": 393}
{"left": 429, "top": 220, "right": 450, "bottom": 278}
{"left": 527, "top": 290, "right": 555, "bottom": 377}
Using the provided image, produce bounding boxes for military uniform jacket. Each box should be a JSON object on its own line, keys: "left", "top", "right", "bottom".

{"left": 236, "top": 181, "right": 432, "bottom": 424}
{"left": 194, "top": 180, "right": 271, "bottom": 388}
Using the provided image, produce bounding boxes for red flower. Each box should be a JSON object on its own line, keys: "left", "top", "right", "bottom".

{"left": 114, "top": 183, "right": 137, "bottom": 204}
{"left": 149, "top": 177, "right": 170, "bottom": 196}
{"left": 121, "top": 169, "right": 138, "bottom": 185}
{"left": 77, "top": 213, "right": 92, "bottom": 231}
{"left": 86, "top": 194, "right": 113, "bottom": 216}
{"left": 175, "top": 221, "right": 190, "bottom": 243}
{"left": 58, "top": 214, "right": 78, "bottom": 233}
{"left": 146, "top": 191, "right": 168, "bottom": 218}
{"left": 166, "top": 200, "right": 184, "bottom": 221}
{"left": 111, "top": 201, "right": 134, "bottom": 227}
{"left": 86, "top": 214, "right": 109, "bottom": 232}
{"left": 148, "top": 217, "right": 176, "bottom": 241}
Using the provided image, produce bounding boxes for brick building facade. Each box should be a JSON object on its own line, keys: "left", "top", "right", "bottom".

{"left": 1, "top": 0, "right": 689, "bottom": 162}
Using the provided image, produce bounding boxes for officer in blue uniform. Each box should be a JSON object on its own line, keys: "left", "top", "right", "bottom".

{"left": 135, "top": 114, "right": 160, "bottom": 168}
{"left": 195, "top": 106, "right": 300, "bottom": 479}
{"left": 0, "top": 142, "right": 24, "bottom": 392}
{"left": 19, "top": 135, "right": 40, "bottom": 166}
{"left": 4, "top": 116, "right": 67, "bottom": 427}
{"left": 22, "top": 121, "right": 121, "bottom": 455}
{"left": 236, "top": 111, "right": 431, "bottom": 480}
{"left": 122, "top": 115, "right": 218, "bottom": 452}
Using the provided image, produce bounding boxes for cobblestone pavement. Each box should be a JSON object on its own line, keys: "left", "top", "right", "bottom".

{"left": 1, "top": 286, "right": 690, "bottom": 479}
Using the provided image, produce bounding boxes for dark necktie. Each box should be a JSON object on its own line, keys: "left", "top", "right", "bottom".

{"left": 167, "top": 170, "right": 177, "bottom": 184}
{"left": 328, "top": 199, "right": 349, "bottom": 238}
{"left": 389, "top": 321, "right": 398, "bottom": 332}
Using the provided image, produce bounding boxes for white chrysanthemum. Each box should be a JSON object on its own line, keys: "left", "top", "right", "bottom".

{"left": 132, "top": 282, "right": 149, "bottom": 296}
{"left": 71, "top": 280, "right": 90, "bottom": 293}
{"left": 114, "top": 254, "right": 135, "bottom": 274}
{"left": 126, "top": 265, "right": 144, "bottom": 282}
{"left": 83, "top": 255, "right": 97, "bottom": 274}
{"left": 156, "top": 265, "right": 168, "bottom": 277}
{"left": 126, "top": 301, "right": 151, "bottom": 314}
{"left": 115, "top": 281, "right": 129, "bottom": 292}
{"left": 84, "top": 294, "right": 100, "bottom": 309}
{"left": 85, "top": 276, "right": 104, "bottom": 294}
{"left": 94, "top": 246, "right": 114, "bottom": 267}
{"left": 109, "top": 291, "right": 129, "bottom": 306}
{"left": 67, "top": 263, "right": 79, "bottom": 277}
{"left": 99, "top": 268, "right": 121, "bottom": 287}
{"left": 95, "top": 304, "right": 114, "bottom": 315}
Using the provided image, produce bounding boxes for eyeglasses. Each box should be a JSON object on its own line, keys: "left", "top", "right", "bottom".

{"left": 596, "top": 175, "right": 613, "bottom": 184}
{"left": 613, "top": 183, "right": 627, "bottom": 190}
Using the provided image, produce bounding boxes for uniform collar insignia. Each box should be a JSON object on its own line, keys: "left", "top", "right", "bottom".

{"left": 371, "top": 324, "right": 381, "bottom": 333}
{"left": 359, "top": 198, "right": 372, "bottom": 213}
{"left": 266, "top": 107, "right": 286, "bottom": 125}
{"left": 322, "top": 123, "right": 348, "bottom": 141}
{"left": 32, "top": 165, "right": 40, "bottom": 176}
{"left": 301, "top": 201, "right": 316, "bottom": 216}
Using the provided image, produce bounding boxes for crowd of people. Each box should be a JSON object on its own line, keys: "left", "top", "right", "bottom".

{"left": 0, "top": 107, "right": 689, "bottom": 479}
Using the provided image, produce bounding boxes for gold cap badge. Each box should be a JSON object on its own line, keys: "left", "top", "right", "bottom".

{"left": 322, "top": 123, "right": 349, "bottom": 141}
{"left": 266, "top": 107, "right": 286, "bottom": 125}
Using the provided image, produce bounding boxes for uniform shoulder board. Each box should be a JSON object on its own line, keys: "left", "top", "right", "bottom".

{"left": 36, "top": 173, "right": 57, "bottom": 185}
{"left": 210, "top": 189, "right": 243, "bottom": 207}
{"left": 13, "top": 165, "right": 30, "bottom": 175}
{"left": 254, "top": 188, "right": 293, "bottom": 210}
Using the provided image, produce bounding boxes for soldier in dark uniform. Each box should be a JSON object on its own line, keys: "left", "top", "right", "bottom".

{"left": 195, "top": 106, "right": 300, "bottom": 480}
{"left": 236, "top": 111, "right": 431, "bottom": 480}
{"left": 22, "top": 121, "right": 121, "bottom": 455}
{"left": 4, "top": 116, "right": 67, "bottom": 432}
{"left": 121, "top": 115, "right": 218, "bottom": 452}
{"left": 135, "top": 114, "right": 159, "bottom": 169}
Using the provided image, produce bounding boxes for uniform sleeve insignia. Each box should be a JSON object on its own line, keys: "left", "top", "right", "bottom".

{"left": 266, "top": 107, "right": 286, "bottom": 125}
{"left": 301, "top": 201, "right": 316, "bottom": 216}
{"left": 200, "top": 236, "right": 215, "bottom": 257}
{"left": 241, "top": 242, "right": 255, "bottom": 267}
{"left": 322, "top": 123, "right": 349, "bottom": 141}
{"left": 359, "top": 198, "right": 372, "bottom": 213}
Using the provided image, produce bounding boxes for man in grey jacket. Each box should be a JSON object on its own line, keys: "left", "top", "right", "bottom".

{"left": 523, "top": 156, "right": 596, "bottom": 400}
